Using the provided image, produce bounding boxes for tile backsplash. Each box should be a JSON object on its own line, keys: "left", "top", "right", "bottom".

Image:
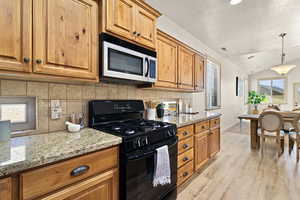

{"left": 0, "top": 79, "right": 195, "bottom": 134}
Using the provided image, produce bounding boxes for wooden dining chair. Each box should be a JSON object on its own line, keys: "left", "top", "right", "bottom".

{"left": 288, "top": 115, "right": 300, "bottom": 162}
{"left": 292, "top": 107, "right": 300, "bottom": 112}
{"left": 259, "top": 111, "right": 285, "bottom": 157}
{"left": 263, "top": 104, "right": 281, "bottom": 112}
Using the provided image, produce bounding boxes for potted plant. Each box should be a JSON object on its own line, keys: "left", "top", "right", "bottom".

{"left": 247, "top": 91, "right": 267, "bottom": 114}
{"left": 156, "top": 103, "right": 165, "bottom": 118}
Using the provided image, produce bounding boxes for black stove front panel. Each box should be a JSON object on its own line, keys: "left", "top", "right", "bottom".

{"left": 121, "top": 137, "right": 178, "bottom": 200}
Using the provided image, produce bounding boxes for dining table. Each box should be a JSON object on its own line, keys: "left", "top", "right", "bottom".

{"left": 238, "top": 112, "right": 298, "bottom": 149}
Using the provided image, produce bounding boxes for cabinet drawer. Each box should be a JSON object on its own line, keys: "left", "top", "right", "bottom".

{"left": 21, "top": 147, "right": 118, "bottom": 200}
{"left": 178, "top": 136, "right": 194, "bottom": 154}
{"left": 178, "top": 148, "right": 194, "bottom": 168}
{"left": 177, "top": 160, "right": 194, "bottom": 186}
{"left": 195, "top": 120, "right": 209, "bottom": 133}
{"left": 210, "top": 118, "right": 220, "bottom": 128}
{"left": 177, "top": 125, "right": 194, "bottom": 141}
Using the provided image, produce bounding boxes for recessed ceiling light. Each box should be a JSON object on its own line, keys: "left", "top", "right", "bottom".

{"left": 229, "top": 0, "right": 243, "bottom": 5}
{"left": 221, "top": 47, "right": 227, "bottom": 51}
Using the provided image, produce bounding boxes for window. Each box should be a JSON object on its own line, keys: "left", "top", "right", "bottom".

{"left": 0, "top": 97, "right": 36, "bottom": 132}
{"left": 257, "top": 78, "right": 286, "bottom": 104}
{"left": 206, "top": 59, "right": 221, "bottom": 110}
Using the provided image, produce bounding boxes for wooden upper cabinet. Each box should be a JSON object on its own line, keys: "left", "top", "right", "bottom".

{"left": 155, "top": 31, "right": 178, "bottom": 88}
{"left": 0, "top": 0, "right": 32, "bottom": 73}
{"left": 33, "top": 0, "right": 98, "bottom": 80}
{"left": 135, "top": 6, "right": 156, "bottom": 49}
{"left": 0, "top": 178, "right": 12, "bottom": 200}
{"left": 194, "top": 54, "right": 205, "bottom": 91}
{"left": 40, "top": 169, "right": 118, "bottom": 200}
{"left": 106, "top": 0, "right": 136, "bottom": 41}
{"left": 178, "top": 46, "right": 194, "bottom": 90}
{"left": 104, "top": 0, "right": 160, "bottom": 49}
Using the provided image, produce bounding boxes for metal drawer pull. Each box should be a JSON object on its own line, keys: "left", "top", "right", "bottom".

{"left": 183, "top": 172, "right": 189, "bottom": 177}
{"left": 202, "top": 126, "right": 205, "bottom": 129}
{"left": 183, "top": 131, "right": 188, "bottom": 136}
{"left": 183, "top": 157, "right": 189, "bottom": 162}
{"left": 183, "top": 144, "right": 189, "bottom": 149}
{"left": 71, "top": 165, "right": 90, "bottom": 177}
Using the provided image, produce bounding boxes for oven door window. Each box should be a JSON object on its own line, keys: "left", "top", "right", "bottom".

{"left": 124, "top": 144, "right": 177, "bottom": 200}
{"left": 108, "top": 48, "right": 144, "bottom": 76}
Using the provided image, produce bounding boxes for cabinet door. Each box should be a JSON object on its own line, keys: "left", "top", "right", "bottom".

{"left": 0, "top": 0, "right": 32, "bottom": 73}
{"left": 33, "top": 0, "right": 98, "bottom": 80}
{"left": 0, "top": 178, "right": 12, "bottom": 200}
{"left": 155, "top": 32, "right": 178, "bottom": 88}
{"left": 194, "top": 134, "right": 209, "bottom": 171}
{"left": 41, "top": 169, "right": 118, "bottom": 200}
{"left": 106, "top": 0, "right": 136, "bottom": 41}
{"left": 194, "top": 54, "right": 205, "bottom": 91}
{"left": 209, "top": 128, "right": 220, "bottom": 157}
{"left": 135, "top": 6, "right": 156, "bottom": 49}
{"left": 178, "top": 46, "right": 194, "bottom": 90}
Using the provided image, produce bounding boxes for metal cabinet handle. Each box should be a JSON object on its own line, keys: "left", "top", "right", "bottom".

{"left": 70, "top": 165, "right": 90, "bottom": 177}
{"left": 183, "top": 131, "right": 188, "bottom": 136}
{"left": 137, "top": 33, "right": 141, "bottom": 36}
{"left": 183, "top": 144, "right": 189, "bottom": 149}
{"left": 183, "top": 157, "right": 189, "bottom": 162}
{"left": 23, "top": 57, "right": 30, "bottom": 63}
{"left": 36, "top": 59, "right": 42, "bottom": 64}
{"left": 183, "top": 172, "right": 189, "bottom": 177}
{"left": 202, "top": 126, "right": 205, "bottom": 129}
{"left": 133, "top": 31, "right": 137, "bottom": 35}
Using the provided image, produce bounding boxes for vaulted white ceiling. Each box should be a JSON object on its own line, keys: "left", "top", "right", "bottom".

{"left": 146, "top": 0, "right": 300, "bottom": 74}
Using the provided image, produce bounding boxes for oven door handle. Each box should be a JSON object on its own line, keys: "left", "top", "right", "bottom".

{"left": 127, "top": 137, "right": 178, "bottom": 161}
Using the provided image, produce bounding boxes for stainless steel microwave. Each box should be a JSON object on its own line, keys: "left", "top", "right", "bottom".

{"left": 101, "top": 33, "right": 157, "bottom": 84}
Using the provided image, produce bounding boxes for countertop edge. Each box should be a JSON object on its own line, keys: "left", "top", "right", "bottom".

{"left": 0, "top": 132, "right": 122, "bottom": 178}
{"left": 176, "top": 113, "right": 222, "bottom": 128}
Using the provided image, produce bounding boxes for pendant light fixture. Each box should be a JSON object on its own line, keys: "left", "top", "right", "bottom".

{"left": 271, "top": 33, "right": 296, "bottom": 75}
{"left": 229, "top": 0, "right": 243, "bottom": 5}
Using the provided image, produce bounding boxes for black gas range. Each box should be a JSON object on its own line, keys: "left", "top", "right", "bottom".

{"left": 89, "top": 100, "right": 178, "bottom": 200}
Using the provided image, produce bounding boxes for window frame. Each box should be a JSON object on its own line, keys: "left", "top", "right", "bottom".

{"left": 257, "top": 77, "right": 288, "bottom": 105}
{"left": 0, "top": 97, "right": 37, "bottom": 132}
{"left": 205, "top": 58, "right": 221, "bottom": 111}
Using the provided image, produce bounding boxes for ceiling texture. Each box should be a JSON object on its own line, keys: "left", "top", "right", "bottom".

{"left": 146, "top": 0, "right": 300, "bottom": 74}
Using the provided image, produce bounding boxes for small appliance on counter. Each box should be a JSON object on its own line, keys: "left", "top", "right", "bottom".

{"left": 101, "top": 33, "right": 157, "bottom": 84}
{"left": 89, "top": 100, "right": 178, "bottom": 200}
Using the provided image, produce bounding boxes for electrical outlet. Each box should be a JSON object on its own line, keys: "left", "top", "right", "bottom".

{"left": 50, "top": 100, "right": 62, "bottom": 119}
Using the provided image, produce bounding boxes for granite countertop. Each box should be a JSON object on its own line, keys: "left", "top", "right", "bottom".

{"left": 156, "top": 112, "right": 222, "bottom": 127}
{"left": 0, "top": 128, "right": 121, "bottom": 177}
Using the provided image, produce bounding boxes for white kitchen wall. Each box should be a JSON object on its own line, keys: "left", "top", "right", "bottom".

{"left": 156, "top": 16, "right": 248, "bottom": 130}
{"left": 249, "top": 59, "right": 300, "bottom": 111}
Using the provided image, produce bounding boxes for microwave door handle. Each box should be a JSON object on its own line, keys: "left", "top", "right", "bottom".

{"left": 145, "top": 58, "right": 150, "bottom": 77}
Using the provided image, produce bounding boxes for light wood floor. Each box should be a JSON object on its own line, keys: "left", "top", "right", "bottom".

{"left": 178, "top": 123, "right": 300, "bottom": 200}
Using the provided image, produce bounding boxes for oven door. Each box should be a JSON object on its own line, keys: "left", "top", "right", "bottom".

{"left": 103, "top": 41, "right": 150, "bottom": 82}
{"left": 121, "top": 137, "right": 178, "bottom": 200}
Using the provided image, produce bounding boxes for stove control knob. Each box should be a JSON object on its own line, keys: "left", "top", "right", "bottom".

{"left": 140, "top": 137, "right": 149, "bottom": 146}
{"left": 136, "top": 138, "right": 141, "bottom": 147}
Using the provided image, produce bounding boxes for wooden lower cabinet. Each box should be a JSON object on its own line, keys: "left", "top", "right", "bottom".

{"left": 0, "top": 177, "right": 12, "bottom": 200}
{"left": 194, "top": 133, "right": 209, "bottom": 171}
{"left": 40, "top": 169, "right": 118, "bottom": 200}
{"left": 177, "top": 117, "right": 221, "bottom": 187}
{"left": 209, "top": 127, "right": 221, "bottom": 157}
{"left": 18, "top": 146, "right": 119, "bottom": 200}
